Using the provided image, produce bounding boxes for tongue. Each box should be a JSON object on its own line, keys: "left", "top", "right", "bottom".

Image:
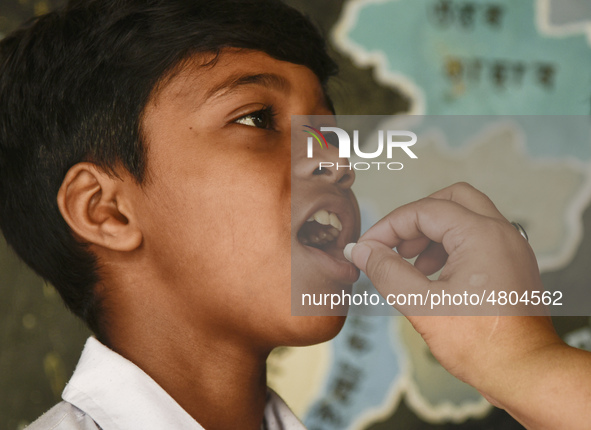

{"left": 298, "top": 222, "right": 337, "bottom": 248}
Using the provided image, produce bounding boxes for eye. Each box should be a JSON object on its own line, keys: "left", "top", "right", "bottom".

{"left": 234, "top": 106, "right": 276, "bottom": 130}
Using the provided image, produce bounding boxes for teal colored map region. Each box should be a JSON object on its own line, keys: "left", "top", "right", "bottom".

{"left": 335, "top": 0, "right": 591, "bottom": 116}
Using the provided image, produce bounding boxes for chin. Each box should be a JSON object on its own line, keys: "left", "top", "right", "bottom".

{"left": 277, "top": 314, "right": 347, "bottom": 348}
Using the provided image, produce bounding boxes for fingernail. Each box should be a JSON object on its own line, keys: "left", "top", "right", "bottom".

{"left": 352, "top": 242, "right": 372, "bottom": 270}
{"left": 344, "top": 242, "right": 356, "bottom": 262}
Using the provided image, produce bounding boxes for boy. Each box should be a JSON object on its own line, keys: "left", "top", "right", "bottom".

{"left": 4, "top": 1, "right": 588, "bottom": 429}
{"left": 0, "top": 0, "right": 360, "bottom": 428}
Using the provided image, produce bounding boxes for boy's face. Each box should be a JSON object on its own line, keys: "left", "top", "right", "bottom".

{"left": 133, "top": 49, "right": 360, "bottom": 348}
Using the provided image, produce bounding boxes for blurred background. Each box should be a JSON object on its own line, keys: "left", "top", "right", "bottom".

{"left": 2, "top": 0, "right": 591, "bottom": 428}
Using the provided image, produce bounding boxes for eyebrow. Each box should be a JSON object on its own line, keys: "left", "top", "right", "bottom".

{"left": 204, "top": 73, "right": 291, "bottom": 101}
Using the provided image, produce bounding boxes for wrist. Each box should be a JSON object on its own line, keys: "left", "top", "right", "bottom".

{"left": 478, "top": 339, "right": 568, "bottom": 409}
{"left": 466, "top": 317, "right": 564, "bottom": 410}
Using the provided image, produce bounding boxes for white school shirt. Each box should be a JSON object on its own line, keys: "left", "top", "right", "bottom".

{"left": 27, "top": 337, "right": 305, "bottom": 430}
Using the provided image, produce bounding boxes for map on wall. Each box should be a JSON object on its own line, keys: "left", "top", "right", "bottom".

{"left": 270, "top": 1, "right": 591, "bottom": 428}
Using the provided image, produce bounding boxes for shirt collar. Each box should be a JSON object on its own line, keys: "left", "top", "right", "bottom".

{"left": 264, "top": 389, "right": 307, "bottom": 430}
{"left": 62, "top": 337, "right": 306, "bottom": 430}
{"left": 63, "top": 337, "right": 203, "bottom": 430}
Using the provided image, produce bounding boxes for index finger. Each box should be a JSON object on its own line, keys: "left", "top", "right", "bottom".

{"left": 358, "top": 197, "right": 490, "bottom": 255}
{"left": 428, "top": 182, "right": 506, "bottom": 221}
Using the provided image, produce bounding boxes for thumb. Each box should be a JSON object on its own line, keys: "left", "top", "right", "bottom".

{"left": 349, "top": 240, "right": 432, "bottom": 310}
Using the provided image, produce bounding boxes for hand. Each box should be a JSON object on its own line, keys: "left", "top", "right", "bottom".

{"left": 348, "top": 183, "right": 587, "bottom": 429}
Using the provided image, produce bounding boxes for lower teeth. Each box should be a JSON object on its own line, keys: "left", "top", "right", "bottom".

{"left": 302, "top": 230, "right": 338, "bottom": 247}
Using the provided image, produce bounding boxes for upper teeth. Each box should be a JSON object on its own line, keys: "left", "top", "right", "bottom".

{"left": 307, "top": 209, "right": 342, "bottom": 231}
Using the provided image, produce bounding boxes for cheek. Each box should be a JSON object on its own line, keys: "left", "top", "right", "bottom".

{"left": 150, "top": 169, "right": 291, "bottom": 287}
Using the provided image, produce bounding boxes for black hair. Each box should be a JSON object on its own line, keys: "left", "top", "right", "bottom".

{"left": 0, "top": 0, "right": 337, "bottom": 342}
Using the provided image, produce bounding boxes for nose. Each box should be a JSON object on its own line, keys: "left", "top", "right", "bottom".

{"left": 293, "top": 136, "right": 356, "bottom": 190}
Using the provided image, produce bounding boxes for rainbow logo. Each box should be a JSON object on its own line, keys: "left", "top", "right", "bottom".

{"left": 303, "top": 125, "right": 328, "bottom": 149}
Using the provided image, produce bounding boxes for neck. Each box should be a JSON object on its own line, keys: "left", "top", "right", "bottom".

{"left": 106, "top": 303, "right": 270, "bottom": 430}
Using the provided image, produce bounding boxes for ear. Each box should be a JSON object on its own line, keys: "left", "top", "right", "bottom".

{"left": 57, "top": 162, "right": 143, "bottom": 251}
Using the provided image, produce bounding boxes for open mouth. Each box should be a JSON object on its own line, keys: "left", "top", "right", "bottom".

{"left": 295, "top": 201, "right": 360, "bottom": 285}
{"left": 297, "top": 209, "right": 344, "bottom": 258}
